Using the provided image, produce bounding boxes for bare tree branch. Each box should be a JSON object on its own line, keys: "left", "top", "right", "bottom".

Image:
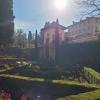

{"left": 76, "top": 0, "right": 100, "bottom": 18}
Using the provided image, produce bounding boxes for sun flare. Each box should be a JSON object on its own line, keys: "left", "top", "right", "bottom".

{"left": 54, "top": 0, "right": 68, "bottom": 11}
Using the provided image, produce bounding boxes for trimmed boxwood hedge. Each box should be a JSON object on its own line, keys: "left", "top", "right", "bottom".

{"left": 84, "top": 67, "right": 100, "bottom": 85}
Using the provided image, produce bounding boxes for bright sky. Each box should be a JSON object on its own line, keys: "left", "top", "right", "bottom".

{"left": 13, "top": 0, "right": 80, "bottom": 33}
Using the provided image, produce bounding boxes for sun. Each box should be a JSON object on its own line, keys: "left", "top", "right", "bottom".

{"left": 54, "top": 0, "right": 68, "bottom": 11}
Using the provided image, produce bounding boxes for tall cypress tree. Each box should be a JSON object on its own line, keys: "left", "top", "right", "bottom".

{"left": 55, "top": 24, "right": 60, "bottom": 64}
{"left": 0, "top": 0, "right": 14, "bottom": 48}
{"left": 35, "top": 30, "right": 38, "bottom": 61}
{"left": 28, "top": 31, "right": 32, "bottom": 48}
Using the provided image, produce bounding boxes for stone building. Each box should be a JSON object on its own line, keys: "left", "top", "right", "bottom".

{"left": 66, "top": 17, "right": 100, "bottom": 41}
{"left": 0, "top": 0, "right": 14, "bottom": 47}
{"left": 40, "top": 19, "right": 66, "bottom": 62}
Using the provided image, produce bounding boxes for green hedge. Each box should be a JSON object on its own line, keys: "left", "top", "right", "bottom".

{"left": 84, "top": 67, "right": 100, "bottom": 85}
{"left": 57, "top": 89, "right": 100, "bottom": 100}
{"left": 0, "top": 74, "right": 100, "bottom": 89}
{"left": 58, "top": 40, "right": 100, "bottom": 68}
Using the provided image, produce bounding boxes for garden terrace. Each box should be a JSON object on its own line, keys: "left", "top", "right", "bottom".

{"left": 0, "top": 74, "right": 100, "bottom": 100}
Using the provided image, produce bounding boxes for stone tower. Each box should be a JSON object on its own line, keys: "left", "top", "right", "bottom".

{"left": 0, "top": 0, "right": 14, "bottom": 47}
{"left": 40, "top": 19, "right": 66, "bottom": 63}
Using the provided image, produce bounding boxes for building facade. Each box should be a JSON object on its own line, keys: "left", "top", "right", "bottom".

{"left": 40, "top": 19, "right": 66, "bottom": 62}
{"left": 39, "top": 17, "right": 100, "bottom": 63}
{"left": 66, "top": 17, "right": 100, "bottom": 38}
{"left": 0, "top": 0, "right": 14, "bottom": 47}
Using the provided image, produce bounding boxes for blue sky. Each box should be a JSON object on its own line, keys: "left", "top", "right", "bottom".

{"left": 13, "top": 0, "right": 80, "bottom": 33}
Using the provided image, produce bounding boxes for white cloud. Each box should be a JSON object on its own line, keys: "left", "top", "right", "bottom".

{"left": 14, "top": 20, "right": 34, "bottom": 30}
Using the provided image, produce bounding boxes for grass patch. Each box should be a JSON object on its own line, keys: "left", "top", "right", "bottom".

{"left": 0, "top": 74, "right": 44, "bottom": 82}
{"left": 57, "top": 89, "right": 100, "bottom": 100}
{"left": 0, "top": 74, "right": 100, "bottom": 89}
{"left": 0, "top": 56, "right": 25, "bottom": 60}
{"left": 52, "top": 80, "right": 100, "bottom": 89}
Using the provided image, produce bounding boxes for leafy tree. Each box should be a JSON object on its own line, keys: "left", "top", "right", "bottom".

{"left": 14, "top": 29, "right": 27, "bottom": 48}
